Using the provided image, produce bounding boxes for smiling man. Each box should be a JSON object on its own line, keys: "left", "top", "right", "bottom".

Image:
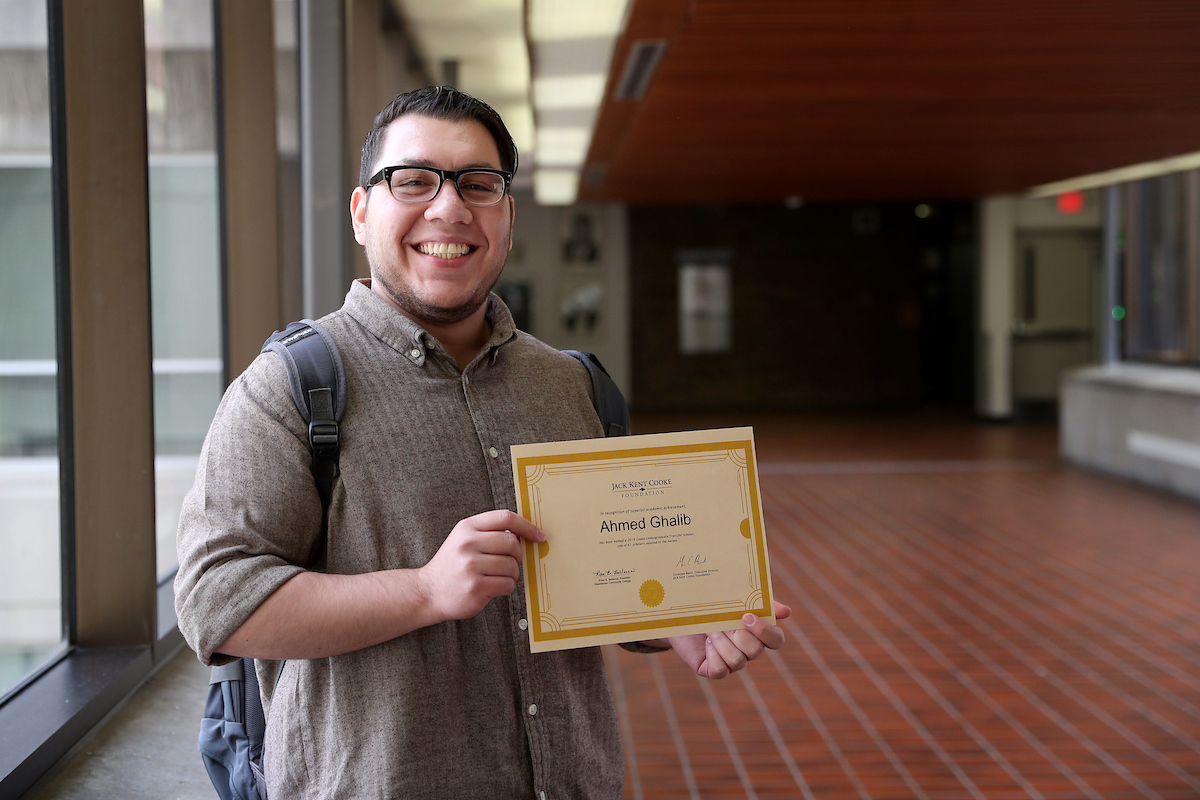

{"left": 351, "top": 108, "right": 514, "bottom": 354}
{"left": 175, "top": 86, "right": 788, "bottom": 799}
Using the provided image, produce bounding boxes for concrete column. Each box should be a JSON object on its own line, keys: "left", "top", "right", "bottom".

{"left": 299, "top": 0, "right": 349, "bottom": 318}
{"left": 57, "top": 0, "right": 156, "bottom": 646}
{"left": 217, "top": 0, "right": 281, "bottom": 379}
{"left": 977, "top": 195, "right": 1016, "bottom": 419}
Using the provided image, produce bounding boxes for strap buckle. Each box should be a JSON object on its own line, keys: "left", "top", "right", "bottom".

{"left": 308, "top": 419, "right": 339, "bottom": 457}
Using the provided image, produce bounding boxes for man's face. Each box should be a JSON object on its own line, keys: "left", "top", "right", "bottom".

{"left": 351, "top": 114, "right": 514, "bottom": 327}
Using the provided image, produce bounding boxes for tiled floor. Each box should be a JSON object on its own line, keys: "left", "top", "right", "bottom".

{"left": 25, "top": 414, "right": 1200, "bottom": 799}
{"left": 609, "top": 414, "right": 1200, "bottom": 799}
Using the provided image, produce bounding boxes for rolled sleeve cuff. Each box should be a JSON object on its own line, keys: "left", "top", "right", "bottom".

{"left": 176, "top": 558, "right": 306, "bottom": 666}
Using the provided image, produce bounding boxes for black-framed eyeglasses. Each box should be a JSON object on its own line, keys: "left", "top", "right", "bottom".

{"left": 366, "top": 165, "right": 513, "bottom": 207}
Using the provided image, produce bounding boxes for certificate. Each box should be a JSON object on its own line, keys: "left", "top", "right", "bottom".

{"left": 512, "top": 427, "right": 775, "bottom": 653}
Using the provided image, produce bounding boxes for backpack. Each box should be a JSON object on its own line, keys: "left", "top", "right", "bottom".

{"left": 199, "top": 318, "right": 630, "bottom": 800}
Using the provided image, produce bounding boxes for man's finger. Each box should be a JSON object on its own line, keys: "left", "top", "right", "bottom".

{"left": 708, "top": 630, "right": 749, "bottom": 674}
{"left": 476, "top": 554, "right": 521, "bottom": 580}
{"left": 476, "top": 575, "right": 517, "bottom": 599}
{"left": 704, "top": 637, "right": 730, "bottom": 679}
{"left": 471, "top": 509, "right": 545, "bottom": 542}
{"left": 741, "top": 613, "right": 786, "bottom": 649}
{"left": 475, "top": 530, "right": 525, "bottom": 560}
{"left": 724, "top": 626, "right": 767, "bottom": 660}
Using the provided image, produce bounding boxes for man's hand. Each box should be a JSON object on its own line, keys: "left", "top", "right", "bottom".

{"left": 417, "top": 510, "right": 544, "bottom": 622}
{"left": 667, "top": 600, "right": 792, "bottom": 679}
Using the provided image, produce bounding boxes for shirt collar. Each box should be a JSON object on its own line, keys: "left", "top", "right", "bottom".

{"left": 342, "top": 279, "right": 517, "bottom": 365}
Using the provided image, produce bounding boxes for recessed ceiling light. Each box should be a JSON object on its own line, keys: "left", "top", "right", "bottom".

{"left": 536, "top": 126, "right": 592, "bottom": 167}
{"left": 527, "top": 0, "right": 630, "bottom": 41}
{"left": 534, "top": 169, "right": 580, "bottom": 205}
{"left": 533, "top": 74, "right": 607, "bottom": 109}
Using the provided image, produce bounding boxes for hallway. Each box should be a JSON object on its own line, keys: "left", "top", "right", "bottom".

{"left": 24, "top": 416, "right": 1200, "bottom": 799}
{"left": 611, "top": 415, "right": 1200, "bottom": 799}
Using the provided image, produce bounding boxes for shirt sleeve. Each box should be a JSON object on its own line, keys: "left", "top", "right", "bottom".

{"left": 174, "top": 352, "right": 324, "bottom": 665}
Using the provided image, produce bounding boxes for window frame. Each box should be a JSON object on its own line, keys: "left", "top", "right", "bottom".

{"left": 1120, "top": 170, "right": 1200, "bottom": 365}
{"left": 0, "top": 0, "right": 289, "bottom": 793}
{"left": 0, "top": 0, "right": 190, "bottom": 794}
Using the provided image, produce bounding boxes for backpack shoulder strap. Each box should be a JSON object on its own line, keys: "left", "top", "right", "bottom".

{"left": 562, "top": 350, "right": 630, "bottom": 437}
{"left": 203, "top": 322, "right": 342, "bottom": 799}
{"left": 262, "top": 319, "right": 346, "bottom": 510}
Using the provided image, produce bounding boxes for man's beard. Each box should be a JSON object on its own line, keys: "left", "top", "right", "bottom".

{"left": 373, "top": 268, "right": 501, "bottom": 326}
{"left": 365, "top": 239, "right": 507, "bottom": 326}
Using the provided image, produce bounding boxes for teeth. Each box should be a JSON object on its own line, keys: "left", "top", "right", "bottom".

{"left": 416, "top": 242, "right": 471, "bottom": 258}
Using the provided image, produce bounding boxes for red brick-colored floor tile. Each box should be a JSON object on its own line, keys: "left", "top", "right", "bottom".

{"left": 610, "top": 415, "right": 1200, "bottom": 799}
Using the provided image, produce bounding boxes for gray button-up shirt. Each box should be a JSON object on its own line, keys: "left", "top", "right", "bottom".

{"left": 175, "top": 281, "right": 623, "bottom": 798}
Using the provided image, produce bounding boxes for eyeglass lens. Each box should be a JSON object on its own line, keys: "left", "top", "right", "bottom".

{"left": 387, "top": 168, "right": 506, "bottom": 206}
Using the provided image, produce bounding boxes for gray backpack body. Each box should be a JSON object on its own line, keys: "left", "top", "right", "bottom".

{"left": 198, "top": 319, "right": 629, "bottom": 800}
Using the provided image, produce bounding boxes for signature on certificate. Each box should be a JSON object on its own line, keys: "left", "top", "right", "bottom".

{"left": 594, "top": 568, "right": 636, "bottom": 578}
{"left": 675, "top": 553, "right": 708, "bottom": 568}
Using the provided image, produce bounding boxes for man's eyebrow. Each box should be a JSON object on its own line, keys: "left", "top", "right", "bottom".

{"left": 394, "top": 158, "right": 502, "bottom": 171}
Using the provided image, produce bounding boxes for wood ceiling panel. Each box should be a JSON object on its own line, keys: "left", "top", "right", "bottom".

{"left": 579, "top": 0, "right": 1200, "bottom": 203}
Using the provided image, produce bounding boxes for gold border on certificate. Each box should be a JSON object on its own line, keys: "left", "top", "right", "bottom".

{"left": 513, "top": 427, "right": 774, "bottom": 652}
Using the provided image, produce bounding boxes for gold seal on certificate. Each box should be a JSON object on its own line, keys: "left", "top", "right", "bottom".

{"left": 512, "top": 427, "right": 775, "bottom": 653}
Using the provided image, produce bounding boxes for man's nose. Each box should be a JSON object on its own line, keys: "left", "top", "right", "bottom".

{"left": 424, "top": 179, "right": 473, "bottom": 224}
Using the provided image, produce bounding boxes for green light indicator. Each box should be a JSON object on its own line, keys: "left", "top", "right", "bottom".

{"left": 1112, "top": 305, "right": 1126, "bottom": 321}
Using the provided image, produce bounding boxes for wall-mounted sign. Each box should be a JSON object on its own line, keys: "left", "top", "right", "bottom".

{"left": 677, "top": 248, "right": 732, "bottom": 355}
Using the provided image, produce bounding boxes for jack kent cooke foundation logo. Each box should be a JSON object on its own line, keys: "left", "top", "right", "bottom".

{"left": 611, "top": 478, "right": 672, "bottom": 498}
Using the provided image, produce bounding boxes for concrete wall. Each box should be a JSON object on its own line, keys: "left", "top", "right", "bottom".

{"left": 504, "top": 199, "right": 631, "bottom": 397}
{"left": 1062, "top": 363, "right": 1200, "bottom": 502}
{"left": 978, "top": 196, "right": 1017, "bottom": 418}
{"left": 978, "top": 191, "right": 1103, "bottom": 418}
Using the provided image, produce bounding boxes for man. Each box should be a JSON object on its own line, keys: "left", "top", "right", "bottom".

{"left": 176, "top": 86, "right": 789, "bottom": 798}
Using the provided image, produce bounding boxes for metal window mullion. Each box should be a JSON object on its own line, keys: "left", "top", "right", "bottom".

{"left": 45, "top": 0, "right": 76, "bottom": 647}
{"left": 212, "top": 0, "right": 232, "bottom": 389}
{"left": 1102, "top": 185, "right": 1121, "bottom": 365}
{"left": 1122, "top": 182, "right": 1140, "bottom": 359}
{"left": 1185, "top": 170, "right": 1200, "bottom": 363}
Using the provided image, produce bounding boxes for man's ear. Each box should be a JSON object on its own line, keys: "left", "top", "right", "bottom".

{"left": 350, "top": 186, "right": 370, "bottom": 245}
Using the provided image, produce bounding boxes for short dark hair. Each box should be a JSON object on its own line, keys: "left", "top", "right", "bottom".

{"left": 359, "top": 86, "right": 519, "bottom": 187}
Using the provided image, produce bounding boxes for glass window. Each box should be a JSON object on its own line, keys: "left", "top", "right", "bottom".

{"left": 144, "top": 0, "right": 224, "bottom": 578}
{"left": 0, "top": 0, "right": 65, "bottom": 695}
{"left": 1122, "top": 171, "right": 1200, "bottom": 363}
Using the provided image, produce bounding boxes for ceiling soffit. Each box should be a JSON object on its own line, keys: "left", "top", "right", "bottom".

{"left": 580, "top": 0, "right": 1200, "bottom": 204}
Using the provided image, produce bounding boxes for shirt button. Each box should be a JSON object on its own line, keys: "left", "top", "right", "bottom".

{"left": 528, "top": 703, "right": 538, "bottom": 716}
{"left": 518, "top": 618, "right": 528, "bottom": 630}
{"left": 540, "top": 792, "right": 546, "bottom": 800}
{"left": 489, "top": 446, "right": 499, "bottom": 458}
{"left": 409, "top": 348, "right": 421, "bottom": 358}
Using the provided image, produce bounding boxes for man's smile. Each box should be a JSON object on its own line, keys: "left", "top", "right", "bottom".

{"left": 414, "top": 242, "right": 474, "bottom": 259}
